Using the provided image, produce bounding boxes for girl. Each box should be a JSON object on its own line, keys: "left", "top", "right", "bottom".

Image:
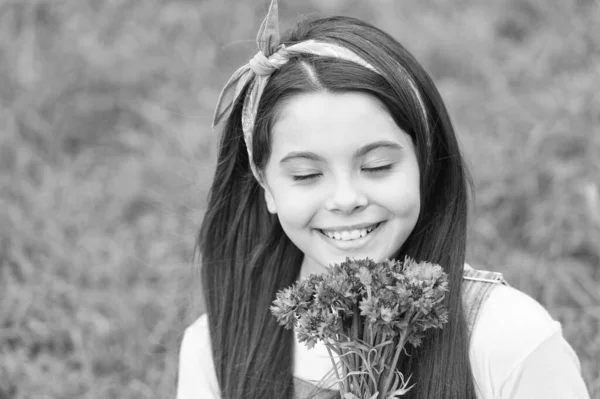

{"left": 177, "top": 1, "right": 590, "bottom": 398}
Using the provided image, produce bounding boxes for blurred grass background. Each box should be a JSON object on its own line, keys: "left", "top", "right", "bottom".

{"left": 0, "top": 0, "right": 598, "bottom": 398}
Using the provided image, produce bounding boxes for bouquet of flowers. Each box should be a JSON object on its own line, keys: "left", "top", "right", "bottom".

{"left": 270, "top": 257, "right": 449, "bottom": 399}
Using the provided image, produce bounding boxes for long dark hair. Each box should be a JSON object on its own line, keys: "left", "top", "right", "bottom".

{"left": 198, "top": 16, "right": 475, "bottom": 399}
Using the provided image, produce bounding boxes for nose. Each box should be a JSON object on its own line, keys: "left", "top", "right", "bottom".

{"left": 325, "top": 175, "right": 368, "bottom": 214}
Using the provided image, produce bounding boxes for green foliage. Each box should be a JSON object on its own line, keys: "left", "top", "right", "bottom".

{"left": 0, "top": 0, "right": 598, "bottom": 397}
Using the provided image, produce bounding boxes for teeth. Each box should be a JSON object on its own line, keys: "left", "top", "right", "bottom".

{"left": 323, "top": 224, "right": 379, "bottom": 241}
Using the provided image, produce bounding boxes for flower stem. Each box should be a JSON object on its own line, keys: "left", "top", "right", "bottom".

{"left": 380, "top": 329, "right": 409, "bottom": 396}
{"left": 353, "top": 305, "right": 360, "bottom": 384}
{"left": 325, "top": 344, "right": 342, "bottom": 391}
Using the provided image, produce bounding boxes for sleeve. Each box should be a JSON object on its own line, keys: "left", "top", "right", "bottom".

{"left": 469, "top": 284, "right": 591, "bottom": 399}
{"left": 498, "top": 331, "right": 590, "bottom": 399}
{"left": 176, "top": 314, "right": 220, "bottom": 399}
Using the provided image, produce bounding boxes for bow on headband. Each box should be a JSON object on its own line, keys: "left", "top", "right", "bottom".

{"left": 212, "top": 0, "right": 428, "bottom": 181}
{"left": 212, "top": 0, "right": 281, "bottom": 130}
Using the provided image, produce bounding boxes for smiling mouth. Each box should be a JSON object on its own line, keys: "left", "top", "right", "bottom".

{"left": 318, "top": 222, "right": 383, "bottom": 241}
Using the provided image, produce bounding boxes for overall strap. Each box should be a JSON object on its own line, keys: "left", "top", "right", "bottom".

{"left": 462, "top": 266, "right": 509, "bottom": 335}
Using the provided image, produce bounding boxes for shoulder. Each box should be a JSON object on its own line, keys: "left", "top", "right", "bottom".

{"left": 461, "top": 264, "right": 554, "bottom": 335}
{"left": 177, "top": 314, "right": 220, "bottom": 399}
{"left": 184, "top": 313, "right": 210, "bottom": 343}
{"left": 472, "top": 283, "right": 560, "bottom": 353}
{"left": 468, "top": 279, "right": 563, "bottom": 396}
{"left": 180, "top": 313, "right": 212, "bottom": 363}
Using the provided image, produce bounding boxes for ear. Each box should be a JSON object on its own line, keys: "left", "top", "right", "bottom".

{"left": 262, "top": 184, "right": 277, "bottom": 214}
{"left": 257, "top": 171, "right": 277, "bottom": 214}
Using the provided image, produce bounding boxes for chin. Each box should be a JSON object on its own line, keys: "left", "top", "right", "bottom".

{"left": 320, "top": 252, "right": 383, "bottom": 268}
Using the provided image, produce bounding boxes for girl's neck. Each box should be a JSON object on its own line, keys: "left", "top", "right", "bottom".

{"left": 298, "top": 255, "right": 329, "bottom": 281}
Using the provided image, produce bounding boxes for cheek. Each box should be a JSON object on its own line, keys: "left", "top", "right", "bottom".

{"left": 375, "top": 169, "right": 421, "bottom": 217}
{"left": 390, "top": 186, "right": 420, "bottom": 217}
{"left": 272, "top": 186, "right": 322, "bottom": 228}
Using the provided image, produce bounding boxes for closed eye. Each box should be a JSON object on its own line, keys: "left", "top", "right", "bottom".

{"left": 363, "top": 164, "right": 393, "bottom": 173}
{"left": 293, "top": 165, "right": 393, "bottom": 181}
{"left": 292, "top": 173, "right": 322, "bottom": 182}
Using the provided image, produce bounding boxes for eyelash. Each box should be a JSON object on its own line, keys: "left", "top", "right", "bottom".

{"left": 292, "top": 165, "right": 393, "bottom": 181}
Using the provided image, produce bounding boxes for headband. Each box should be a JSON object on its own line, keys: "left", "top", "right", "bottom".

{"left": 212, "top": 0, "right": 428, "bottom": 181}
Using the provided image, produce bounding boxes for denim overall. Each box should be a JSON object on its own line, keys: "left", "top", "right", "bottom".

{"left": 293, "top": 267, "right": 508, "bottom": 399}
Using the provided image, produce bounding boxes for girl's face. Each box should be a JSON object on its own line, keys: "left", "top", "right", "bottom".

{"left": 262, "top": 92, "right": 421, "bottom": 273}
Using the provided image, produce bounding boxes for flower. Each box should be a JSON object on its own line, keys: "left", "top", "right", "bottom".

{"left": 271, "top": 256, "right": 450, "bottom": 398}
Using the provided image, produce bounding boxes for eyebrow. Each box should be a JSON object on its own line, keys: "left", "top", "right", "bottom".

{"left": 279, "top": 140, "right": 403, "bottom": 165}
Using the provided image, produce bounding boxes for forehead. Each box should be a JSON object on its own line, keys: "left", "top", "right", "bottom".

{"left": 270, "top": 92, "right": 410, "bottom": 154}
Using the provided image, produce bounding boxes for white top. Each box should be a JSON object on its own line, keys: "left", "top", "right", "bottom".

{"left": 176, "top": 284, "right": 590, "bottom": 398}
